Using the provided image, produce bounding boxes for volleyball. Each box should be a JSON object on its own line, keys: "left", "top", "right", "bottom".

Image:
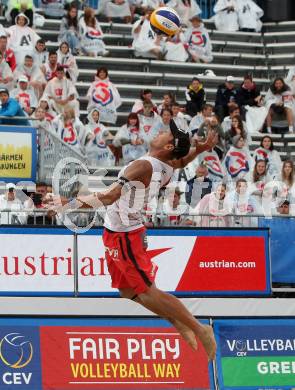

{"left": 150, "top": 7, "right": 181, "bottom": 37}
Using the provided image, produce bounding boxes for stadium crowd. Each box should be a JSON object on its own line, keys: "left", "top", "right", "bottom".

{"left": 0, "top": 0, "right": 294, "bottom": 227}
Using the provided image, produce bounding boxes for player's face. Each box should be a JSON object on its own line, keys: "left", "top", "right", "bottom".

{"left": 150, "top": 130, "right": 174, "bottom": 150}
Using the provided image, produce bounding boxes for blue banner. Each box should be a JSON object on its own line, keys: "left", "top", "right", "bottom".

{"left": 215, "top": 319, "right": 295, "bottom": 390}
{"left": 259, "top": 217, "right": 295, "bottom": 283}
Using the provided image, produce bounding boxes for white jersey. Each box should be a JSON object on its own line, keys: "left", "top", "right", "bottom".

{"left": 104, "top": 155, "right": 173, "bottom": 232}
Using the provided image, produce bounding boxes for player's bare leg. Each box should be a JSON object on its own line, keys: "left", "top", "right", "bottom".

{"left": 119, "top": 288, "right": 197, "bottom": 350}
{"left": 138, "top": 284, "right": 216, "bottom": 360}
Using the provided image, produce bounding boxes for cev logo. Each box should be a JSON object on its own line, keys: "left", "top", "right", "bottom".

{"left": 0, "top": 333, "right": 33, "bottom": 369}
{"left": 92, "top": 82, "right": 114, "bottom": 107}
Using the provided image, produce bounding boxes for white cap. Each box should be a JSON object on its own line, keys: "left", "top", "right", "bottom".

{"left": 6, "top": 183, "right": 16, "bottom": 190}
{"left": 18, "top": 75, "right": 28, "bottom": 83}
{"left": 226, "top": 76, "right": 235, "bottom": 82}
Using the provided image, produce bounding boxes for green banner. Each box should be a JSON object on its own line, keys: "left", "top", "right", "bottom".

{"left": 222, "top": 356, "right": 295, "bottom": 386}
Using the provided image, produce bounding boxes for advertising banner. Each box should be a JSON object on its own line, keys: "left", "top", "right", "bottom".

{"left": 78, "top": 228, "right": 271, "bottom": 296}
{"left": 214, "top": 319, "right": 295, "bottom": 389}
{"left": 259, "top": 217, "right": 295, "bottom": 284}
{"left": 0, "top": 228, "right": 74, "bottom": 295}
{"left": 0, "top": 317, "right": 213, "bottom": 390}
{"left": 0, "top": 227, "right": 270, "bottom": 296}
{"left": 0, "top": 127, "right": 37, "bottom": 182}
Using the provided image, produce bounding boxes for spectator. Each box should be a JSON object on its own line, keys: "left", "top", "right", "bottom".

{"left": 25, "top": 182, "right": 56, "bottom": 225}
{"left": 39, "top": 0, "right": 65, "bottom": 18}
{"left": 32, "top": 106, "right": 55, "bottom": 133}
{"left": 33, "top": 39, "right": 48, "bottom": 68}
{"left": 0, "top": 51, "right": 14, "bottom": 91}
{"left": 157, "top": 92, "right": 175, "bottom": 114}
{"left": 9, "top": 0, "right": 33, "bottom": 27}
{"left": 10, "top": 75, "right": 38, "bottom": 116}
{"left": 183, "top": 16, "right": 213, "bottom": 63}
{"left": 0, "top": 87, "right": 29, "bottom": 125}
{"left": 6, "top": 13, "right": 40, "bottom": 65}
{"left": 57, "top": 42, "right": 79, "bottom": 83}
{"left": 171, "top": 102, "right": 189, "bottom": 132}
{"left": 193, "top": 183, "right": 232, "bottom": 227}
{"left": 84, "top": 108, "right": 116, "bottom": 166}
{"left": 42, "top": 65, "right": 79, "bottom": 116}
{"left": 189, "top": 103, "right": 213, "bottom": 133}
{"left": 166, "top": 0, "right": 201, "bottom": 27}
{"left": 253, "top": 136, "right": 282, "bottom": 178}
{"left": 0, "top": 35, "right": 16, "bottom": 72}
{"left": 132, "top": 88, "right": 157, "bottom": 114}
{"left": 215, "top": 76, "right": 238, "bottom": 121}
{"left": 236, "top": 75, "right": 262, "bottom": 111}
{"left": 132, "top": 8, "right": 165, "bottom": 59}
{"left": 223, "top": 135, "right": 253, "bottom": 184}
{"left": 194, "top": 148, "right": 225, "bottom": 182}
{"left": 150, "top": 108, "right": 173, "bottom": 137}
{"left": 221, "top": 104, "right": 241, "bottom": 133}
{"left": 0, "top": 183, "right": 26, "bottom": 224}
{"left": 138, "top": 101, "right": 159, "bottom": 141}
{"left": 52, "top": 106, "right": 83, "bottom": 151}
{"left": 276, "top": 199, "right": 290, "bottom": 216}
{"left": 104, "top": 0, "right": 132, "bottom": 23}
{"left": 237, "top": 0, "right": 263, "bottom": 32}
{"left": 16, "top": 54, "right": 46, "bottom": 99}
{"left": 185, "top": 77, "right": 205, "bottom": 118}
{"left": 265, "top": 78, "right": 294, "bottom": 133}
{"left": 86, "top": 66, "right": 122, "bottom": 124}
{"left": 185, "top": 164, "right": 212, "bottom": 208}
{"left": 39, "top": 97, "right": 56, "bottom": 122}
{"left": 275, "top": 160, "right": 295, "bottom": 201}
{"left": 41, "top": 50, "right": 59, "bottom": 82}
{"left": 58, "top": 4, "right": 80, "bottom": 55}
{"left": 79, "top": 7, "right": 109, "bottom": 57}
{"left": 113, "top": 112, "right": 147, "bottom": 164}
{"left": 213, "top": 0, "right": 238, "bottom": 32}
{"left": 224, "top": 114, "right": 249, "bottom": 150}
{"left": 197, "top": 115, "right": 225, "bottom": 160}
{"left": 250, "top": 159, "right": 272, "bottom": 200}
{"left": 158, "top": 187, "right": 186, "bottom": 226}
{"left": 227, "top": 178, "right": 261, "bottom": 226}
{"left": 164, "top": 31, "right": 189, "bottom": 63}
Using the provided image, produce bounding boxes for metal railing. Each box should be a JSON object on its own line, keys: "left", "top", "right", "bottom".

{"left": 0, "top": 209, "right": 292, "bottom": 228}
{"left": 38, "top": 126, "right": 87, "bottom": 196}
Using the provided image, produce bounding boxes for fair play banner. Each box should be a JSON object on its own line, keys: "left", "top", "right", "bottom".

{"left": 214, "top": 319, "right": 295, "bottom": 389}
{"left": 77, "top": 228, "right": 271, "bottom": 296}
{"left": 0, "top": 317, "right": 213, "bottom": 389}
{"left": 0, "top": 227, "right": 74, "bottom": 295}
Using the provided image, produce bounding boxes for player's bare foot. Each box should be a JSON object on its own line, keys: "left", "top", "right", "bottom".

{"left": 198, "top": 324, "right": 217, "bottom": 361}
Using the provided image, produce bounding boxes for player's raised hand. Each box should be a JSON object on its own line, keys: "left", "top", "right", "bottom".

{"left": 204, "top": 129, "right": 218, "bottom": 150}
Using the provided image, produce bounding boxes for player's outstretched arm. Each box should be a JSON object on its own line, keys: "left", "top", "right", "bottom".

{"left": 75, "top": 159, "right": 153, "bottom": 209}
{"left": 170, "top": 130, "right": 218, "bottom": 169}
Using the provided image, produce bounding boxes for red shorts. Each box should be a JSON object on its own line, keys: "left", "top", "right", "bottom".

{"left": 102, "top": 226, "right": 158, "bottom": 295}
